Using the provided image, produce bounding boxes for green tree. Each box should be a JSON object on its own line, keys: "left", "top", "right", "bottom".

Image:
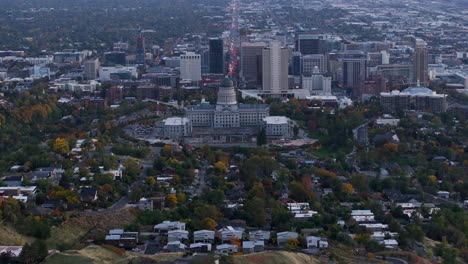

{"left": 20, "top": 240, "right": 48, "bottom": 264}
{"left": 257, "top": 128, "right": 267, "bottom": 146}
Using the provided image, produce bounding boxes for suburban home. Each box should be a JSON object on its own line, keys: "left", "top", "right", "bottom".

{"left": 380, "top": 239, "right": 399, "bottom": 249}
{"left": 135, "top": 197, "right": 153, "bottom": 210}
{"left": 248, "top": 230, "right": 270, "bottom": 242}
{"left": 79, "top": 186, "right": 98, "bottom": 202}
{"left": 437, "top": 191, "right": 450, "bottom": 199}
{"left": 276, "top": 231, "right": 298, "bottom": 246}
{"left": 154, "top": 221, "right": 186, "bottom": 234}
{"left": 216, "top": 244, "right": 238, "bottom": 255}
{"left": 0, "top": 246, "right": 23, "bottom": 258}
{"left": 31, "top": 167, "right": 57, "bottom": 182}
{"left": 3, "top": 176, "right": 23, "bottom": 187}
{"left": 104, "top": 229, "right": 139, "bottom": 249}
{"left": 242, "top": 240, "right": 264, "bottom": 254}
{"left": 371, "top": 231, "right": 398, "bottom": 242}
{"left": 351, "top": 210, "right": 375, "bottom": 222}
{"left": 41, "top": 200, "right": 66, "bottom": 210}
{"left": 359, "top": 223, "right": 388, "bottom": 232}
{"left": 219, "top": 226, "right": 243, "bottom": 243}
{"left": 306, "top": 236, "right": 328, "bottom": 249}
{"left": 0, "top": 186, "right": 37, "bottom": 196}
{"left": 193, "top": 230, "right": 215, "bottom": 243}
{"left": 168, "top": 229, "right": 189, "bottom": 243}
{"left": 189, "top": 243, "right": 212, "bottom": 253}
{"left": 166, "top": 241, "right": 186, "bottom": 252}
{"left": 161, "top": 167, "right": 176, "bottom": 175}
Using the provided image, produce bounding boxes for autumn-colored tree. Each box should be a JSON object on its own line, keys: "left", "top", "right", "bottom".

{"left": 315, "top": 168, "right": 337, "bottom": 179}
{"left": 99, "top": 183, "right": 113, "bottom": 195}
{"left": 176, "top": 192, "right": 186, "bottom": 204}
{"left": 145, "top": 176, "right": 157, "bottom": 186}
{"left": 284, "top": 238, "right": 299, "bottom": 251}
{"left": 166, "top": 193, "right": 177, "bottom": 207}
{"left": 202, "top": 218, "right": 217, "bottom": 231}
{"left": 162, "top": 144, "right": 172, "bottom": 154}
{"left": 428, "top": 175, "right": 437, "bottom": 184}
{"left": 301, "top": 175, "right": 312, "bottom": 191}
{"left": 53, "top": 137, "right": 70, "bottom": 155}
{"left": 214, "top": 161, "right": 228, "bottom": 175}
{"left": 342, "top": 183, "right": 355, "bottom": 195}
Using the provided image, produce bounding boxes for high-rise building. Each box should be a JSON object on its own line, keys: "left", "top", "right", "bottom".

{"left": 180, "top": 52, "right": 202, "bottom": 82}
{"left": 295, "top": 34, "right": 323, "bottom": 55}
{"left": 291, "top": 52, "right": 302, "bottom": 77}
{"left": 342, "top": 51, "right": 368, "bottom": 92}
{"left": 104, "top": 51, "right": 126, "bottom": 66}
{"left": 84, "top": 58, "right": 99, "bottom": 80}
{"left": 413, "top": 39, "right": 429, "bottom": 86}
{"left": 201, "top": 49, "right": 210, "bottom": 74}
{"left": 302, "top": 54, "right": 328, "bottom": 74}
{"left": 136, "top": 33, "right": 145, "bottom": 65}
{"left": 241, "top": 42, "right": 266, "bottom": 88}
{"left": 209, "top": 38, "right": 224, "bottom": 74}
{"left": 262, "top": 41, "right": 289, "bottom": 94}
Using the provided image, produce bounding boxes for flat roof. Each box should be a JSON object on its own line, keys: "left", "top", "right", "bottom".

{"left": 164, "top": 117, "right": 190, "bottom": 126}
{"left": 263, "top": 116, "right": 289, "bottom": 125}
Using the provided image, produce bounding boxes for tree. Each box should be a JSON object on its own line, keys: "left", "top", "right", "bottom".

{"left": 214, "top": 161, "right": 227, "bottom": 175}
{"left": 145, "top": 176, "right": 156, "bottom": 186}
{"left": 53, "top": 137, "right": 70, "bottom": 155}
{"left": 123, "top": 159, "right": 140, "bottom": 183}
{"left": 284, "top": 238, "right": 299, "bottom": 251}
{"left": 20, "top": 240, "right": 48, "bottom": 264}
{"left": 166, "top": 193, "right": 177, "bottom": 207}
{"left": 202, "top": 218, "right": 217, "bottom": 231}
{"left": 342, "top": 183, "right": 355, "bottom": 196}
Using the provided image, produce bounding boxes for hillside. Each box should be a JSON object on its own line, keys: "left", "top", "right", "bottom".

{"left": 234, "top": 251, "right": 321, "bottom": 264}
{"left": 0, "top": 224, "right": 34, "bottom": 246}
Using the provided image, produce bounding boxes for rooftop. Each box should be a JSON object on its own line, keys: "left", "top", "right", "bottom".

{"left": 263, "top": 116, "right": 290, "bottom": 125}
{"left": 164, "top": 117, "right": 191, "bottom": 126}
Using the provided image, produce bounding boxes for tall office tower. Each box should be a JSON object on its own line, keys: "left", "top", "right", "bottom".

{"left": 241, "top": 42, "right": 266, "bottom": 88}
{"left": 342, "top": 51, "right": 368, "bottom": 91}
{"left": 413, "top": 39, "right": 429, "bottom": 86}
{"left": 104, "top": 51, "right": 126, "bottom": 66}
{"left": 291, "top": 52, "right": 302, "bottom": 77}
{"left": 302, "top": 54, "right": 328, "bottom": 74}
{"left": 136, "top": 33, "right": 145, "bottom": 65}
{"left": 302, "top": 66, "right": 332, "bottom": 95}
{"left": 209, "top": 38, "right": 224, "bottom": 74}
{"left": 262, "top": 41, "right": 289, "bottom": 94}
{"left": 201, "top": 49, "right": 210, "bottom": 74}
{"left": 180, "top": 52, "right": 202, "bottom": 82}
{"left": 84, "top": 58, "right": 99, "bottom": 80}
{"left": 295, "top": 34, "right": 323, "bottom": 55}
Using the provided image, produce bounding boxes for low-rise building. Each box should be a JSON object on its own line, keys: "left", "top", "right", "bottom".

{"left": 242, "top": 240, "right": 264, "bottom": 254}
{"left": 263, "top": 116, "right": 294, "bottom": 140}
{"left": 168, "top": 230, "right": 189, "bottom": 243}
{"left": 162, "top": 117, "right": 192, "bottom": 139}
{"left": 154, "top": 221, "right": 186, "bottom": 234}
{"left": 306, "top": 236, "right": 329, "bottom": 249}
{"left": 193, "top": 230, "right": 215, "bottom": 243}
{"left": 277, "top": 231, "right": 298, "bottom": 246}
{"left": 189, "top": 243, "right": 212, "bottom": 253}
{"left": 216, "top": 244, "right": 238, "bottom": 255}
{"left": 104, "top": 229, "right": 139, "bottom": 249}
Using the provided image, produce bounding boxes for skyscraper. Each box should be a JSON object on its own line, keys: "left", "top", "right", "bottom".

{"left": 262, "top": 41, "right": 289, "bottom": 94}
{"left": 136, "top": 33, "right": 145, "bottom": 65}
{"left": 413, "top": 39, "right": 429, "bottom": 86}
{"left": 209, "top": 38, "right": 224, "bottom": 74}
{"left": 241, "top": 42, "right": 266, "bottom": 88}
{"left": 180, "top": 52, "right": 202, "bottom": 82}
{"left": 295, "top": 34, "right": 323, "bottom": 55}
{"left": 342, "top": 51, "right": 368, "bottom": 92}
{"left": 84, "top": 58, "right": 99, "bottom": 80}
{"left": 291, "top": 52, "right": 302, "bottom": 77}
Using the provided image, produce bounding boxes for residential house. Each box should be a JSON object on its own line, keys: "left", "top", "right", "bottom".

{"left": 32, "top": 167, "right": 57, "bottom": 183}
{"left": 276, "top": 231, "right": 298, "bottom": 246}
{"left": 248, "top": 230, "right": 270, "bottom": 242}
{"left": 104, "top": 229, "right": 139, "bottom": 249}
{"left": 168, "top": 230, "right": 189, "bottom": 243}
{"left": 166, "top": 241, "right": 186, "bottom": 252}
{"left": 216, "top": 244, "right": 238, "bottom": 255}
{"left": 437, "top": 191, "right": 450, "bottom": 199}
{"left": 286, "top": 202, "right": 318, "bottom": 220}
{"left": 154, "top": 221, "right": 186, "bottom": 234}
{"left": 193, "top": 230, "right": 215, "bottom": 243}
{"left": 306, "top": 236, "right": 328, "bottom": 249}
{"left": 189, "top": 243, "right": 212, "bottom": 253}
{"left": 351, "top": 210, "right": 375, "bottom": 222}
{"left": 219, "top": 226, "right": 243, "bottom": 243}
{"left": 242, "top": 240, "right": 264, "bottom": 254}
{"left": 371, "top": 231, "right": 398, "bottom": 242}
{"left": 380, "top": 239, "right": 398, "bottom": 249}
{"left": 3, "top": 176, "right": 23, "bottom": 187}
{"left": 80, "top": 186, "right": 98, "bottom": 202}
{"left": 0, "top": 246, "right": 23, "bottom": 258}
{"left": 136, "top": 197, "right": 153, "bottom": 210}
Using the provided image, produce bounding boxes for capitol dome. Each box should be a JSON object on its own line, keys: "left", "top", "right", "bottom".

{"left": 217, "top": 77, "right": 237, "bottom": 105}
{"left": 402, "top": 86, "right": 433, "bottom": 95}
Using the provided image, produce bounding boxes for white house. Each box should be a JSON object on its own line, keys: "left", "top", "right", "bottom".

{"left": 194, "top": 230, "right": 215, "bottom": 243}
{"left": 216, "top": 244, "right": 238, "bottom": 255}
{"left": 166, "top": 241, "right": 186, "bottom": 252}
{"left": 168, "top": 229, "right": 189, "bottom": 242}
{"left": 189, "top": 243, "right": 212, "bottom": 253}
{"left": 242, "top": 240, "right": 265, "bottom": 254}
{"left": 154, "top": 221, "right": 186, "bottom": 234}
{"left": 219, "top": 226, "right": 244, "bottom": 243}
{"left": 277, "top": 231, "right": 298, "bottom": 246}
{"left": 248, "top": 230, "right": 270, "bottom": 242}
{"left": 306, "top": 236, "right": 328, "bottom": 249}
